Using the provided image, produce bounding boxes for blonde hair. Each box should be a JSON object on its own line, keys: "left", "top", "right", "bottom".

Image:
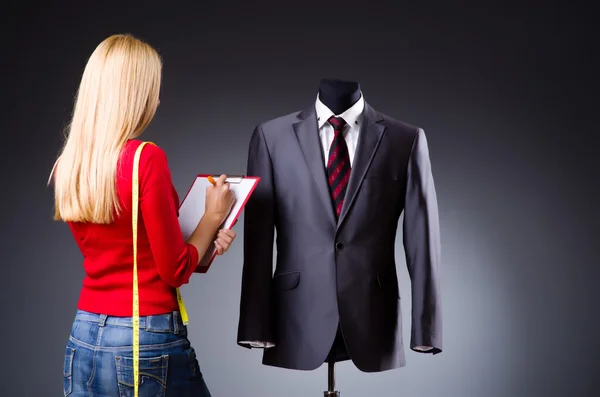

{"left": 49, "top": 34, "right": 162, "bottom": 224}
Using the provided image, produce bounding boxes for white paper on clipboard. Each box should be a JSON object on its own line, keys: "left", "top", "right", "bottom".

{"left": 178, "top": 174, "right": 260, "bottom": 271}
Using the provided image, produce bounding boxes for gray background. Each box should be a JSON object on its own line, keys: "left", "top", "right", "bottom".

{"left": 2, "top": 1, "right": 598, "bottom": 396}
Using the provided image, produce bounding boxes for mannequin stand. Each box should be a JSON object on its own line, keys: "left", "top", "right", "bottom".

{"left": 323, "top": 360, "right": 340, "bottom": 397}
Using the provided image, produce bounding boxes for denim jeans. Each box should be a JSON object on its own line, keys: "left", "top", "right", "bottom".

{"left": 63, "top": 310, "right": 211, "bottom": 397}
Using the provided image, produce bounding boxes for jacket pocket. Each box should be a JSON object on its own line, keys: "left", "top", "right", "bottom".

{"left": 272, "top": 271, "right": 301, "bottom": 292}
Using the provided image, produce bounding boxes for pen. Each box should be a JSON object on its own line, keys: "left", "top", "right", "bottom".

{"left": 207, "top": 175, "right": 216, "bottom": 186}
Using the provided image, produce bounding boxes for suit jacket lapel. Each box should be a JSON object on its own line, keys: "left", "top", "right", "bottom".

{"left": 338, "top": 103, "right": 385, "bottom": 227}
{"left": 293, "top": 107, "right": 337, "bottom": 228}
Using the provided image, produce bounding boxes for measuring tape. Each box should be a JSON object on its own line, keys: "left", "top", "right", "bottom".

{"left": 132, "top": 141, "right": 189, "bottom": 396}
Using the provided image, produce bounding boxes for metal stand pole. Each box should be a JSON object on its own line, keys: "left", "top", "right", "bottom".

{"left": 323, "top": 360, "right": 340, "bottom": 397}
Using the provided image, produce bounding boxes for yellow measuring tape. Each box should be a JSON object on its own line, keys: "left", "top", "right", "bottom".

{"left": 132, "top": 141, "right": 189, "bottom": 396}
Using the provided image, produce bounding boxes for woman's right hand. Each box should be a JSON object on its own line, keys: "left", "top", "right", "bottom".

{"left": 205, "top": 174, "right": 236, "bottom": 224}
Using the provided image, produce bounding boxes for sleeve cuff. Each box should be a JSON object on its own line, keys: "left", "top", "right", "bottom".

{"left": 238, "top": 341, "right": 275, "bottom": 349}
{"left": 411, "top": 345, "right": 442, "bottom": 354}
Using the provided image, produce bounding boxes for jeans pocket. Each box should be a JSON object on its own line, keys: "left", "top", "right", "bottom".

{"left": 63, "top": 346, "right": 75, "bottom": 396}
{"left": 115, "top": 354, "right": 169, "bottom": 397}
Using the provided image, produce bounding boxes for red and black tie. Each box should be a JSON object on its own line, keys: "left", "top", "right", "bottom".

{"left": 326, "top": 116, "right": 351, "bottom": 218}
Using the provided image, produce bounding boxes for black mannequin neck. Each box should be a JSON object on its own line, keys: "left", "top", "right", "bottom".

{"left": 317, "top": 78, "right": 361, "bottom": 115}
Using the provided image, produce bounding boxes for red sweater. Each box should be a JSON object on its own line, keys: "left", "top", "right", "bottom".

{"left": 68, "top": 140, "right": 199, "bottom": 316}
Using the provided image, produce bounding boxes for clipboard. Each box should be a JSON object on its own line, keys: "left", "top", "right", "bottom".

{"left": 178, "top": 174, "right": 260, "bottom": 273}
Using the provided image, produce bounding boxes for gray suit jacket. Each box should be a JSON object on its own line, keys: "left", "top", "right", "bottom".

{"left": 237, "top": 102, "right": 442, "bottom": 372}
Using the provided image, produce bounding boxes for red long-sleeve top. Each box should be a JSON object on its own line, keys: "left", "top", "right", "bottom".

{"left": 68, "top": 140, "right": 199, "bottom": 316}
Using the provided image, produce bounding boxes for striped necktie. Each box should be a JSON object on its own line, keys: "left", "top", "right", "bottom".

{"left": 326, "top": 116, "right": 351, "bottom": 218}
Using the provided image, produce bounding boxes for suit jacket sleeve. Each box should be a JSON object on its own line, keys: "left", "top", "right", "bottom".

{"left": 237, "top": 124, "right": 276, "bottom": 348}
{"left": 402, "top": 128, "right": 442, "bottom": 354}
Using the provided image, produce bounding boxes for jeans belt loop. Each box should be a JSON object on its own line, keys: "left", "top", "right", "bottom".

{"left": 173, "top": 311, "right": 179, "bottom": 335}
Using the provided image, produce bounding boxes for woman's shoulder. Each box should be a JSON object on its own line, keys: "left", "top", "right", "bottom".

{"left": 125, "top": 139, "right": 169, "bottom": 167}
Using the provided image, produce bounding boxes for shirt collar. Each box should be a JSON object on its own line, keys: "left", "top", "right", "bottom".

{"left": 315, "top": 92, "right": 365, "bottom": 129}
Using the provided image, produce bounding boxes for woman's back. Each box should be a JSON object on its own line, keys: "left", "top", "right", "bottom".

{"left": 53, "top": 34, "right": 238, "bottom": 397}
{"left": 68, "top": 139, "right": 199, "bottom": 317}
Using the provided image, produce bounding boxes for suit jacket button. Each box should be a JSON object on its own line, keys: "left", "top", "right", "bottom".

{"left": 335, "top": 242, "right": 344, "bottom": 250}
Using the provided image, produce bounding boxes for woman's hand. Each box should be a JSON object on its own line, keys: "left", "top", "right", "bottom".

{"left": 215, "top": 229, "right": 236, "bottom": 255}
{"left": 205, "top": 174, "right": 236, "bottom": 224}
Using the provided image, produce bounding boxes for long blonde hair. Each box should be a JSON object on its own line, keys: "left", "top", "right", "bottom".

{"left": 50, "top": 34, "right": 162, "bottom": 224}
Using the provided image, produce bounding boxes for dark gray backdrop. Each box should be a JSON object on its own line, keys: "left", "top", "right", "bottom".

{"left": 2, "top": 2, "right": 598, "bottom": 396}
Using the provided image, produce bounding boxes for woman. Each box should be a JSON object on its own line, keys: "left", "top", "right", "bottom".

{"left": 50, "top": 34, "right": 236, "bottom": 396}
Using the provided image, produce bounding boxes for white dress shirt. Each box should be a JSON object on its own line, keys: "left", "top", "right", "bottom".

{"left": 315, "top": 92, "right": 365, "bottom": 166}
{"left": 240, "top": 93, "right": 431, "bottom": 352}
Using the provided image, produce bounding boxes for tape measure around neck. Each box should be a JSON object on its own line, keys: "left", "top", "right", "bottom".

{"left": 131, "top": 141, "right": 189, "bottom": 397}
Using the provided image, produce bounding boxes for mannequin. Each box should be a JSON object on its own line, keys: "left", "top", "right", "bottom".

{"left": 320, "top": 77, "right": 361, "bottom": 364}
{"left": 317, "top": 78, "right": 362, "bottom": 115}
{"left": 238, "top": 77, "right": 442, "bottom": 396}
{"left": 318, "top": 78, "right": 361, "bottom": 395}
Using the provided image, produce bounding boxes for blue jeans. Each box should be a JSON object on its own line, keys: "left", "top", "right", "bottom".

{"left": 63, "top": 310, "right": 211, "bottom": 397}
